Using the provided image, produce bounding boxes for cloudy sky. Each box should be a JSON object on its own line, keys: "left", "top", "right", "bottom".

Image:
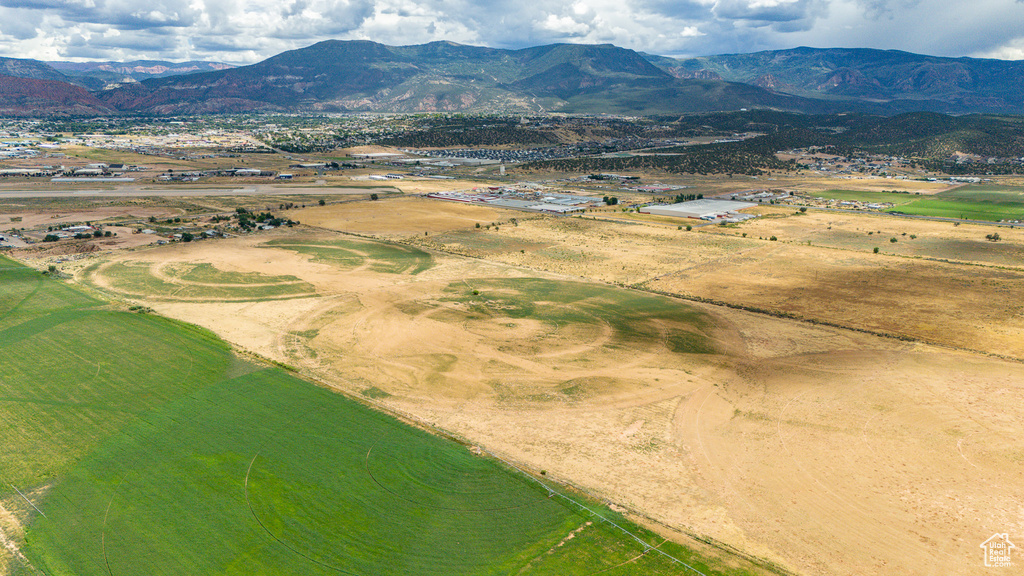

{"left": 0, "top": 0, "right": 1022, "bottom": 64}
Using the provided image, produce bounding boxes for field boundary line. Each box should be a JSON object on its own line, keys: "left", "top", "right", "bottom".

{"left": 632, "top": 285, "right": 1024, "bottom": 364}
{"left": 475, "top": 446, "right": 709, "bottom": 576}
{"left": 9, "top": 485, "right": 44, "bottom": 519}
{"left": 231, "top": 344, "right": 796, "bottom": 576}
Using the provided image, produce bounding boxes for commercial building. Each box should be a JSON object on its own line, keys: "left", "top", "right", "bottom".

{"left": 639, "top": 199, "right": 757, "bottom": 220}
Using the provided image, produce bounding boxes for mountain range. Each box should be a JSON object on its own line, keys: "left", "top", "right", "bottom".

{"left": 2, "top": 41, "right": 1024, "bottom": 117}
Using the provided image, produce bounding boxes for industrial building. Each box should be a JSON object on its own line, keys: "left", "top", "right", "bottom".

{"left": 640, "top": 199, "right": 756, "bottom": 220}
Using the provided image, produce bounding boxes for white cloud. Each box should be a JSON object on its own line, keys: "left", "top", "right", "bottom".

{"left": 975, "top": 37, "right": 1024, "bottom": 60}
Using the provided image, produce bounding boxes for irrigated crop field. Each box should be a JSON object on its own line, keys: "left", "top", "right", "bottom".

{"left": 53, "top": 193, "right": 1024, "bottom": 576}
{"left": 798, "top": 184, "right": 1024, "bottom": 221}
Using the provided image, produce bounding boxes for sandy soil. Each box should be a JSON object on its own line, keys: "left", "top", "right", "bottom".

{"left": 78, "top": 223, "right": 1024, "bottom": 576}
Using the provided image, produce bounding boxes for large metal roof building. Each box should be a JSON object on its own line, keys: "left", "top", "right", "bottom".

{"left": 640, "top": 198, "right": 756, "bottom": 219}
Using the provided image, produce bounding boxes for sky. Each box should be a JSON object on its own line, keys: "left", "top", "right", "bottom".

{"left": 0, "top": 0, "right": 1022, "bottom": 64}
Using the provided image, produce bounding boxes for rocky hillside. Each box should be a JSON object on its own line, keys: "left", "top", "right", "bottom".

{"left": 657, "top": 47, "right": 1024, "bottom": 114}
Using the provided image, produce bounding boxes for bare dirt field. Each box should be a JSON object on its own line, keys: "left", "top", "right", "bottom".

{"left": 74, "top": 213, "right": 1024, "bottom": 576}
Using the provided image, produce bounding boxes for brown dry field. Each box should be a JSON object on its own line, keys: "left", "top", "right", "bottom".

{"left": 406, "top": 210, "right": 1024, "bottom": 358}
{"left": 292, "top": 195, "right": 525, "bottom": 236}
{"left": 69, "top": 196, "right": 1024, "bottom": 576}
{"left": 388, "top": 179, "right": 498, "bottom": 194}
{"left": 0, "top": 205, "right": 182, "bottom": 230}
{"left": 784, "top": 178, "right": 954, "bottom": 195}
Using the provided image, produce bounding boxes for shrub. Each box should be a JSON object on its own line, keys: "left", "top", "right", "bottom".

{"left": 873, "top": 247, "right": 880, "bottom": 253}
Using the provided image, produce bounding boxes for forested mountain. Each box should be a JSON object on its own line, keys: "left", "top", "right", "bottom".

{"left": 2, "top": 41, "right": 1024, "bottom": 116}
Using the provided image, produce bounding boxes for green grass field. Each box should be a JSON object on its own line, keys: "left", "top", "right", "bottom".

{"left": 805, "top": 186, "right": 1024, "bottom": 221}
{"left": 1, "top": 256, "right": 766, "bottom": 576}
{"left": 88, "top": 261, "right": 317, "bottom": 301}
{"left": 264, "top": 237, "right": 434, "bottom": 275}
{"left": 886, "top": 198, "right": 1024, "bottom": 221}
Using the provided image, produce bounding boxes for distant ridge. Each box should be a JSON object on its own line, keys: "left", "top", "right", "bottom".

{"left": 91, "top": 40, "right": 844, "bottom": 115}
{"left": 49, "top": 60, "right": 235, "bottom": 89}
{"left": 0, "top": 75, "right": 113, "bottom": 116}
{"left": 1, "top": 42, "right": 1024, "bottom": 116}
{"left": 656, "top": 47, "right": 1024, "bottom": 114}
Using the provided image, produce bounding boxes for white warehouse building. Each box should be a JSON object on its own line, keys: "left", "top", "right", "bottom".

{"left": 640, "top": 198, "right": 757, "bottom": 220}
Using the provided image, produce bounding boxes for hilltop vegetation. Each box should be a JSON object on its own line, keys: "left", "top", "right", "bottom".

{"left": 522, "top": 111, "right": 1024, "bottom": 174}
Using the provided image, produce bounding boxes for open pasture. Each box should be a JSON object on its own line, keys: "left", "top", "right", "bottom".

{"left": 1, "top": 255, "right": 762, "bottom": 576}
{"left": 887, "top": 198, "right": 1024, "bottom": 221}
{"left": 646, "top": 240, "right": 1024, "bottom": 358}
{"left": 438, "top": 278, "right": 715, "bottom": 355}
{"left": 58, "top": 222, "right": 1024, "bottom": 576}
{"left": 885, "top": 184, "right": 1024, "bottom": 221}
{"left": 707, "top": 209, "right": 1024, "bottom": 267}
{"left": 85, "top": 260, "right": 317, "bottom": 302}
{"left": 292, "top": 196, "right": 524, "bottom": 237}
{"left": 412, "top": 213, "right": 1024, "bottom": 358}
{"left": 264, "top": 236, "right": 434, "bottom": 275}
{"left": 791, "top": 184, "right": 1024, "bottom": 221}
